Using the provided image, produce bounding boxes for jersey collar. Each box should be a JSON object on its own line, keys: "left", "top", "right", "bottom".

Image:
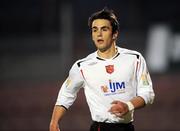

{"left": 95, "top": 46, "right": 120, "bottom": 61}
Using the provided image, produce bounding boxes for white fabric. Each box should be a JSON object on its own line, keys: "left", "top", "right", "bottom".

{"left": 56, "top": 46, "right": 155, "bottom": 123}
{"left": 126, "top": 101, "right": 135, "bottom": 111}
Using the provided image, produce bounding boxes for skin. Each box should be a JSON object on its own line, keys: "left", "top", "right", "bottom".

{"left": 49, "top": 18, "right": 145, "bottom": 131}
{"left": 49, "top": 106, "right": 66, "bottom": 131}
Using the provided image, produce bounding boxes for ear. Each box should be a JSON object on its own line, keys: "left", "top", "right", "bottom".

{"left": 112, "top": 31, "right": 118, "bottom": 39}
{"left": 112, "top": 34, "right": 116, "bottom": 39}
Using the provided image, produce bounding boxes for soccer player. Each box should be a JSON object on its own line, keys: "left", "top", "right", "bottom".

{"left": 49, "top": 7, "right": 155, "bottom": 131}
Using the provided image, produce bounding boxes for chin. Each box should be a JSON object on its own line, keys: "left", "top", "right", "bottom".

{"left": 98, "top": 47, "right": 108, "bottom": 52}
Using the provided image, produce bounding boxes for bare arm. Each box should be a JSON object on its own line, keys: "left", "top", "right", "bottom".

{"left": 130, "top": 96, "right": 145, "bottom": 109}
{"left": 49, "top": 105, "right": 67, "bottom": 131}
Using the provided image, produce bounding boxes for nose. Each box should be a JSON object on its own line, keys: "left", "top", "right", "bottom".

{"left": 97, "top": 30, "right": 102, "bottom": 37}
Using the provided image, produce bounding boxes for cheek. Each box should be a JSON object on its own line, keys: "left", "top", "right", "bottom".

{"left": 104, "top": 34, "right": 113, "bottom": 41}
{"left": 92, "top": 34, "right": 96, "bottom": 41}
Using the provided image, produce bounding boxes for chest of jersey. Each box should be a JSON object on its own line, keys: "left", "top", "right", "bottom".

{"left": 81, "top": 55, "right": 136, "bottom": 96}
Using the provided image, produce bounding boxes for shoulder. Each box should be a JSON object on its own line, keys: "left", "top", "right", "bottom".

{"left": 74, "top": 51, "right": 96, "bottom": 68}
{"left": 118, "top": 47, "right": 142, "bottom": 59}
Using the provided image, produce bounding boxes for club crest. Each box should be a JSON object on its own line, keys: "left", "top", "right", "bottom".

{"left": 105, "top": 65, "right": 114, "bottom": 74}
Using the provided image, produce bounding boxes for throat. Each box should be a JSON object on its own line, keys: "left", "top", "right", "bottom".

{"left": 97, "top": 48, "right": 118, "bottom": 59}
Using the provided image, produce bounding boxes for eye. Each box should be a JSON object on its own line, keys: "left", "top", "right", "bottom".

{"left": 102, "top": 28, "right": 108, "bottom": 31}
{"left": 92, "top": 28, "right": 97, "bottom": 32}
{"left": 102, "top": 27, "right": 109, "bottom": 32}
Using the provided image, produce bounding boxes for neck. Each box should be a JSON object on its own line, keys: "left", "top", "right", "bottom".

{"left": 97, "top": 43, "right": 117, "bottom": 59}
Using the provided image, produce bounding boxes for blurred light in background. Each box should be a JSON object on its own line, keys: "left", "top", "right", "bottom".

{"left": 172, "top": 34, "right": 180, "bottom": 62}
{"left": 146, "top": 24, "right": 172, "bottom": 73}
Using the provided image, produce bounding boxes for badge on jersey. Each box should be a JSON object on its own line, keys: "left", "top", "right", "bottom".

{"left": 105, "top": 65, "right": 114, "bottom": 74}
{"left": 141, "top": 73, "right": 149, "bottom": 86}
{"left": 65, "top": 77, "right": 71, "bottom": 88}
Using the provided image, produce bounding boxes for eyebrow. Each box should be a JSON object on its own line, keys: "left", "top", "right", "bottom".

{"left": 92, "top": 26, "right": 110, "bottom": 29}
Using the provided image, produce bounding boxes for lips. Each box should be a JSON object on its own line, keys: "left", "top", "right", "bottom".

{"left": 97, "top": 39, "right": 104, "bottom": 43}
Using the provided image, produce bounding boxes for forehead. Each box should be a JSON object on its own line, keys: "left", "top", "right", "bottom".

{"left": 92, "top": 19, "right": 111, "bottom": 28}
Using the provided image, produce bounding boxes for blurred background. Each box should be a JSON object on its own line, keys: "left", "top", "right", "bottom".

{"left": 0, "top": 0, "right": 180, "bottom": 130}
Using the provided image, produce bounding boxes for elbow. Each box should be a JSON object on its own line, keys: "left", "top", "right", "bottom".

{"left": 139, "top": 92, "right": 155, "bottom": 105}
{"left": 146, "top": 92, "right": 155, "bottom": 105}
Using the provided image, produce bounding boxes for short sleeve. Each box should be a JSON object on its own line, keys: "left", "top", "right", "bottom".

{"left": 55, "top": 61, "right": 84, "bottom": 109}
{"left": 136, "top": 55, "right": 155, "bottom": 105}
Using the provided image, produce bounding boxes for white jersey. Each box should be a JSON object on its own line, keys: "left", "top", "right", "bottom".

{"left": 56, "top": 46, "right": 155, "bottom": 123}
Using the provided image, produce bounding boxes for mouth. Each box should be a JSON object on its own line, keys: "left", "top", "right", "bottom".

{"left": 97, "top": 39, "right": 104, "bottom": 43}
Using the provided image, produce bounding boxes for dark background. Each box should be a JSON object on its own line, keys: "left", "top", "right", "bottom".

{"left": 0, "top": 0, "right": 180, "bottom": 131}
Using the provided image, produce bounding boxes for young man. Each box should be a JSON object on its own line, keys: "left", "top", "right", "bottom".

{"left": 49, "top": 8, "right": 155, "bottom": 131}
